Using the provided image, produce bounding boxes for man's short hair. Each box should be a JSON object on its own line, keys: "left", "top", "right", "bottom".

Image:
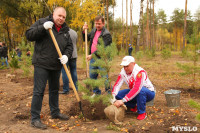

{"left": 95, "top": 15, "right": 104, "bottom": 23}
{"left": 53, "top": 7, "right": 66, "bottom": 13}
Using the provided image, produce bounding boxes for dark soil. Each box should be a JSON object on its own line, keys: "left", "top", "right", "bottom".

{"left": 68, "top": 100, "right": 107, "bottom": 120}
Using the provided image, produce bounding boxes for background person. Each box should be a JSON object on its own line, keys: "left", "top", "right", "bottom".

{"left": 25, "top": 7, "right": 73, "bottom": 130}
{"left": 0, "top": 42, "right": 2, "bottom": 64}
{"left": 15, "top": 48, "right": 22, "bottom": 59}
{"left": 82, "top": 15, "right": 112, "bottom": 96}
{"left": 111, "top": 56, "right": 155, "bottom": 120}
{"left": 0, "top": 42, "right": 9, "bottom": 67}
{"left": 128, "top": 44, "right": 133, "bottom": 56}
{"left": 60, "top": 28, "right": 78, "bottom": 94}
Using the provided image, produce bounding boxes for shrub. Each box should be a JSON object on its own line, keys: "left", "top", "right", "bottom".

{"left": 161, "top": 45, "right": 171, "bottom": 59}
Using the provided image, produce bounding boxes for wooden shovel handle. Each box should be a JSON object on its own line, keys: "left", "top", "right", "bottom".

{"left": 84, "top": 22, "right": 89, "bottom": 77}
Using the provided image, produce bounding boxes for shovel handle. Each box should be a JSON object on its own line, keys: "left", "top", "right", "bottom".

{"left": 48, "top": 29, "right": 80, "bottom": 102}
{"left": 84, "top": 22, "right": 89, "bottom": 77}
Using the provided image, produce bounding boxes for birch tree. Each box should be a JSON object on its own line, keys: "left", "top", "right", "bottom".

{"left": 136, "top": 0, "right": 144, "bottom": 52}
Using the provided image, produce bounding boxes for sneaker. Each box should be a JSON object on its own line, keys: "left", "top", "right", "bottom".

{"left": 130, "top": 106, "right": 137, "bottom": 112}
{"left": 31, "top": 120, "right": 47, "bottom": 130}
{"left": 52, "top": 113, "right": 69, "bottom": 120}
{"left": 137, "top": 113, "right": 147, "bottom": 120}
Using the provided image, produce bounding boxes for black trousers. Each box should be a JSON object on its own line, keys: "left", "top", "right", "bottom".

{"left": 31, "top": 66, "right": 61, "bottom": 122}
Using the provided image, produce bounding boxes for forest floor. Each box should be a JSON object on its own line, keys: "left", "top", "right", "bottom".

{"left": 0, "top": 53, "right": 200, "bottom": 133}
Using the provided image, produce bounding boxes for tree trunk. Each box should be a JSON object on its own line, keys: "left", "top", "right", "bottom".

{"left": 136, "top": 0, "right": 144, "bottom": 53}
{"left": 152, "top": 0, "right": 155, "bottom": 50}
{"left": 149, "top": 0, "right": 152, "bottom": 49}
{"left": 113, "top": 4, "right": 114, "bottom": 33}
{"left": 125, "top": 0, "right": 128, "bottom": 52}
{"left": 122, "top": 0, "right": 124, "bottom": 49}
{"left": 146, "top": 0, "right": 149, "bottom": 50}
{"left": 175, "top": 26, "right": 178, "bottom": 51}
{"left": 183, "top": 0, "right": 187, "bottom": 50}
{"left": 106, "top": 0, "right": 109, "bottom": 31}
{"left": 130, "top": 0, "right": 133, "bottom": 45}
{"left": 103, "top": 0, "right": 106, "bottom": 19}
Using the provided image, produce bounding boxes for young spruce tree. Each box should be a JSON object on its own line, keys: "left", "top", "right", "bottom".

{"left": 79, "top": 38, "right": 118, "bottom": 105}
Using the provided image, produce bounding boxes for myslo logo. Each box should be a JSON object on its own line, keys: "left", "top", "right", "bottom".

{"left": 171, "top": 126, "right": 198, "bottom": 132}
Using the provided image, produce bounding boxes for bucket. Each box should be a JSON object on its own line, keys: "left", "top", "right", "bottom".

{"left": 164, "top": 89, "right": 181, "bottom": 107}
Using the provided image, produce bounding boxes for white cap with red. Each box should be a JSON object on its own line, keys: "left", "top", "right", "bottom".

{"left": 120, "top": 56, "right": 135, "bottom": 66}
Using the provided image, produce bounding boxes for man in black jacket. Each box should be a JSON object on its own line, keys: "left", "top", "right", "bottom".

{"left": 26, "top": 7, "right": 73, "bottom": 130}
{"left": 83, "top": 15, "right": 112, "bottom": 96}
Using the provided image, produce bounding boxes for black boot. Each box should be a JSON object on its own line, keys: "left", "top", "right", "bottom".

{"left": 31, "top": 120, "right": 47, "bottom": 130}
{"left": 52, "top": 113, "right": 69, "bottom": 120}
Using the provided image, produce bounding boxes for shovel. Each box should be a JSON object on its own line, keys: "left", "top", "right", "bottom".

{"left": 48, "top": 29, "right": 84, "bottom": 119}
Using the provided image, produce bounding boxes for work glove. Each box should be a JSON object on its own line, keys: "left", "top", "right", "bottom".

{"left": 43, "top": 21, "right": 54, "bottom": 30}
{"left": 59, "top": 55, "right": 68, "bottom": 64}
{"left": 110, "top": 94, "right": 117, "bottom": 104}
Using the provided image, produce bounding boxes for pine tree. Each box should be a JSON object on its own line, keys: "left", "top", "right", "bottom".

{"left": 18, "top": 40, "right": 33, "bottom": 77}
{"left": 9, "top": 51, "right": 20, "bottom": 73}
{"left": 79, "top": 38, "right": 118, "bottom": 105}
{"left": 188, "top": 99, "right": 200, "bottom": 121}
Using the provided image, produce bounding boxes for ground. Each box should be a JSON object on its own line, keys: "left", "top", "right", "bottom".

{"left": 0, "top": 53, "right": 200, "bottom": 133}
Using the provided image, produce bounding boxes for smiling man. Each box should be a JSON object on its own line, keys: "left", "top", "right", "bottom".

{"left": 111, "top": 56, "right": 155, "bottom": 120}
{"left": 26, "top": 7, "right": 73, "bottom": 129}
{"left": 82, "top": 15, "right": 112, "bottom": 96}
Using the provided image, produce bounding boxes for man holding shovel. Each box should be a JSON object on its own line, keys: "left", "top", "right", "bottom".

{"left": 82, "top": 15, "right": 112, "bottom": 96}
{"left": 111, "top": 56, "right": 155, "bottom": 120}
{"left": 26, "top": 7, "right": 73, "bottom": 129}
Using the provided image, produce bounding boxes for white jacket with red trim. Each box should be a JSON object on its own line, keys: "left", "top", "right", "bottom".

{"left": 112, "top": 64, "right": 154, "bottom": 102}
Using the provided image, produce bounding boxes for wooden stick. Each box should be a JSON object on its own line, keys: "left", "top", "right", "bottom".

{"left": 85, "top": 22, "right": 89, "bottom": 78}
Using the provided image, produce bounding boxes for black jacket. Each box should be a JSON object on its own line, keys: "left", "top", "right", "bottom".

{"left": 82, "top": 27, "right": 112, "bottom": 58}
{"left": 0, "top": 45, "right": 2, "bottom": 57}
{"left": 25, "top": 15, "right": 73, "bottom": 70}
{"left": 0, "top": 46, "right": 8, "bottom": 58}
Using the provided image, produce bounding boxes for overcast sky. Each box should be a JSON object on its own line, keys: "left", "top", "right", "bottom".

{"left": 113, "top": 0, "right": 200, "bottom": 24}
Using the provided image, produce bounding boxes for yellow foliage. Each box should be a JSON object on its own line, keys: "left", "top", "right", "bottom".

{"left": 173, "top": 27, "right": 183, "bottom": 50}
{"left": 70, "top": 0, "right": 104, "bottom": 29}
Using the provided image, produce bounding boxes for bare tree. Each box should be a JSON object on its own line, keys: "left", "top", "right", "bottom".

{"left": 125, "top": 0, "right": 128, "bottom": 52}
{"left": 103, "top": 0, "right": 106, "bottom": 19}
{"left": 130, "top": 0, "right": 133, "bottom": 45}
{"left": 113, "top": 0, "right": 115, "bottom": 33}
{"left": 106, "top": 0, "right": 109, "bottom": 30}
{"left": 149, "top": 0, "right": 152, "bottom": 49}
{"left": 152, "top": 0, "right": 155, "bottom": 49}
{"left": 122, "top": 0, "right": 124, "bottom": 49}
{"left": 146, "top": 0, "right": 149, "bottom": 50}
{"left": 136, "top": 0, "right": 144, "bottom": 52}
{"left": 183, "top": 0, "right": 188, "bottom": 50}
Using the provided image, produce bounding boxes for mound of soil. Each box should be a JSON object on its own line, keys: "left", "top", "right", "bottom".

{"left": 68, "top": 100, "right": 107, "bottom": 120}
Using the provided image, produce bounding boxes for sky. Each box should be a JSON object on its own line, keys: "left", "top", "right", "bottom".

{"left": 113, "top": 0, "right": 200, "bottom": 24}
